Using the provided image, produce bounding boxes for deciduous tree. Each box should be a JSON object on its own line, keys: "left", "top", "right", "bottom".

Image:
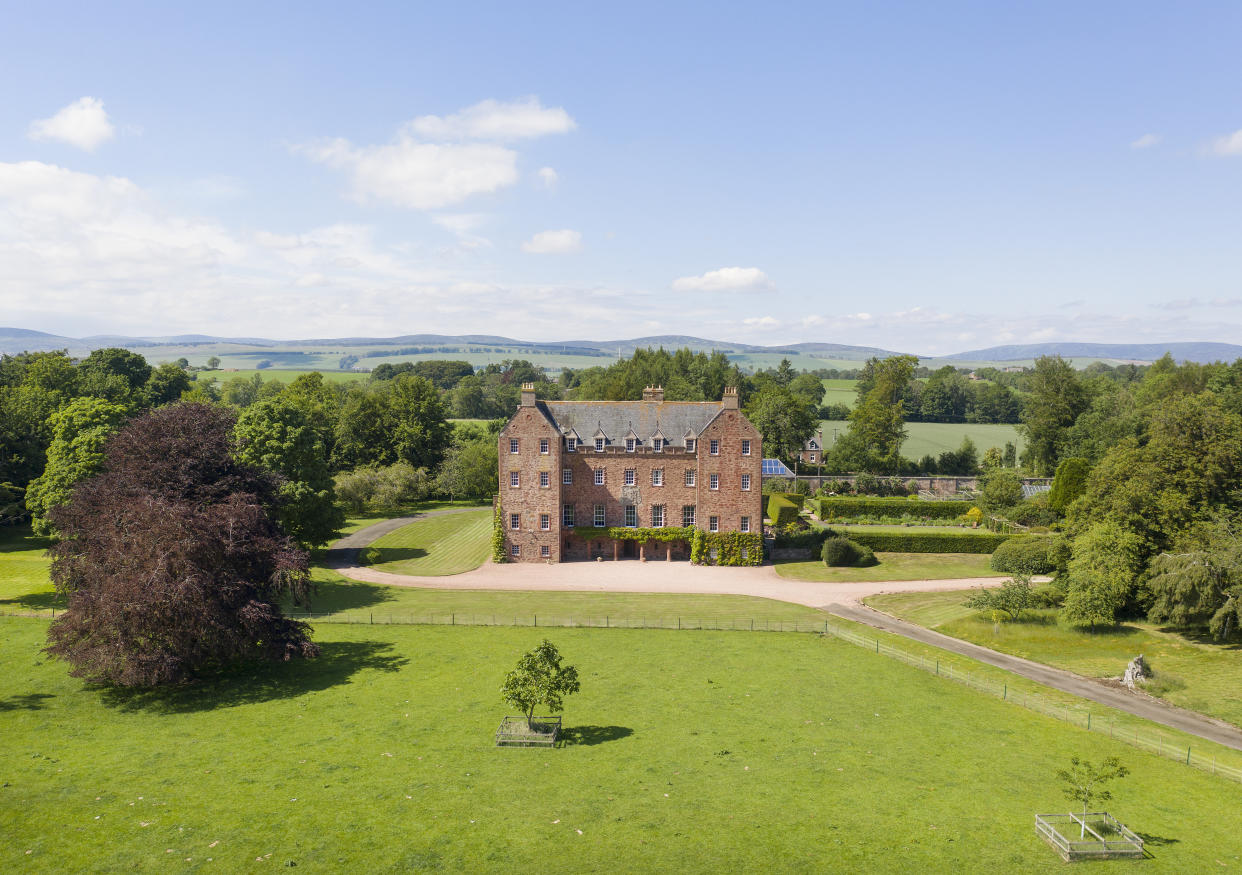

{"left": 501, "top": 639, "right": 581, "bottom": 730}
{"left": 44, "top": 403, "right": 318, "bottom": 687}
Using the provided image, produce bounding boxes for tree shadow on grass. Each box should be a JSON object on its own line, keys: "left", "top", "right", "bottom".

{"left": 1135, "top": 832, "right": 1178, "bottom": 848}
{"left": 97, "top": 640, "right": 409, "bottom": 714}
{"left": 0, "top": 693, "right": 54, "bottom": 711}
{"left": 298, "top": 579, "right": 401, "bottom": 613}
{"left": 363, "top": 546, "right": 428, "bottom": 565}
{"left": 1156, "top": 625, "right": 1242, "bottom": 651}
{"left": 560, "top": 725, "right": 634, "bottom": 746}
{"left": 0, "top": 591, "right": 65, "bottom": 611}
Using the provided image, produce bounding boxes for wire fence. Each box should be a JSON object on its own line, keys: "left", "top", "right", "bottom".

{"left": 819, "top": 618, "right": 1242, "bottom": 785}
{"left": 7, "top": 607, "right": 1240, "bottom": 783}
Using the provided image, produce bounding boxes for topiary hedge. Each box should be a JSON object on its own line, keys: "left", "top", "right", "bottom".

{"left": 492, "top": 501, "right": 507, "bottom": 563}
{"left": 845, "top": 529, "right": 1018, "bottom": 554}
{"left": 821, "top": 537, "right": 876, "bottom": 567}
{"left": 816, "top": 497, "right": 975, "bottom": 520}
{"left": 778, "top": 492, "right": 805, "bottom": 511}
{"left": 767, "top": 493, "right": 800, "bottom": 527}
{"left": 990, "top": 535, "right": 1062, "bottom": 574}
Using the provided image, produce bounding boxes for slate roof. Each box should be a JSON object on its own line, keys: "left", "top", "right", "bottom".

{"left": 539, "top": 400, "right": 724, "bottom": 448}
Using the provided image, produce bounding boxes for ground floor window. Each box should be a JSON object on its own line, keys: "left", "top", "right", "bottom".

{"left": 683, "top": 505, "right": 696, "bottom": 526}
{"left": 510, "top": 544, "right": 520, "bottom": 557}
{"left": 651, "top": 504, "right": 665, "bottom": 527}
{"left": 594, "top": 504, "right": 605, "bottom": 527}
{"left": 540, "top": 545, "right": 550, "bottom": 558}
{"left": 741, "top": 516, "right": 750, "bottom": 533}
{"left": 709, "top": 515, "right": 719, "bottom": 532}
{"left": 563, "top": 504, "right": 575, "bottom": 527}
{"left": 624, "top": 505, "right": 637, "bottom": 527}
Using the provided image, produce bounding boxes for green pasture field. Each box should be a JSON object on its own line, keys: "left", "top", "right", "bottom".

{"left": 4, "top": 618, "right": 1240, "bottom": 872}
{"left": 361, "top": 510, "right": 492, "bottom": 576}
{"left": 774, "top": 553, "right": 995, "bottom": 583}
{"left": 196, "top": 369, "right": 368, "bottom": 385}
{"left": 819, "top": 378, "right": 857, "bottom": 409}
{"left": 817, "top": 420, "right": 1025, "bottom": 458}
{"left": 865, "top": 590, "right": 1242, "bottom": 729}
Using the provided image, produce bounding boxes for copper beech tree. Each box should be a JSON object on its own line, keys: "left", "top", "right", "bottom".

{"left": 45, "top": 403, "right": 319, "bottom": 687}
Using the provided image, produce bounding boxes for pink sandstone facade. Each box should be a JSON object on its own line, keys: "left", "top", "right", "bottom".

{"left": 497, "top": 384, "right": 763, "bottom": 562}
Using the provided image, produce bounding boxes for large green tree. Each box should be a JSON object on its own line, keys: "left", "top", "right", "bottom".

{"left": 25, "top": 397, "right": 129, "bottom": 536}
{"left": 745, "top": 385, "right": 817, "bottom": 462}
{"left": 846, "top": 355, "right": 917, "bottom": 472}
{"left": 1019, "top": 355, "right": 1089, "bottom": 475}
{"left": 235, "top": 396, "right": 345, "bottom": 548}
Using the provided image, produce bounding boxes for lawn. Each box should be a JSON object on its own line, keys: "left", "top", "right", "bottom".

{"left": 361, "top": 509, "right": 492, "bottom": 576}
{"left": 865, "top": 590, "right": 1242, "bottom": 728}
{"left": 817, "top": 420, "right": 1024, "bottom": 459}
{"left": 4, "top": 618, "right": 1240, "bottom": 872}
{"left": 0, "top": 526, "right": 58, "bottom": 612}
{"left": 774, "top": 552, "right": 996, "bottom": 583}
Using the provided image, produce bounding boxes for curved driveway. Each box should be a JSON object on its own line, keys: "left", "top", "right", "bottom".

{"left": 326, "top": 515, "right": 1242, "bottom": 751}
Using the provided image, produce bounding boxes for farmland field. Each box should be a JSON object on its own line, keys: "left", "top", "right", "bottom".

{"left": 866, "top": 590, "right": 1242, "bottom": 728}
{"left": 4, "top": 617, "right": 1241, "bottom": 872}
{"left": 817, "top": 420, "right": 1024, "bottom": 458}
{"left": 196, "top": 369, "right": 368, "bottom": 385}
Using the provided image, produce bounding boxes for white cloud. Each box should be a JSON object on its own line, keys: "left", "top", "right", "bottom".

{"left": 432, "top": 213, "right": 492, "bottom": 249}
{"left": 299, "top": 97, "right": 575, "bottom": 210}
{"left": 299, "top": 137, "right": 518, "bottom": 210}
{"left": 801, "top": 314, "right": 825, "bottom": 327}
{"left": 522, "top": 229, "right": 582, "bottom": 254}
{"left": 1206, "top": 129, "right": 1242, "bottom": 156}
{"left": 671, "top": 266, "right": 771, "bottom": 293}
{"left": 1130, "top": 133, "right": 1160, "bottom": 149}
{"left": 743, "top": 316, "right": 780, "bottom": 329}
{"left": 407, "top": 97, "right": 575, "bottom": 141}
{"left": 537, "top": 167, "right": 559, "bottom": 188}
{"left": 28, "top": 97, "right": 116, "bottom": 151}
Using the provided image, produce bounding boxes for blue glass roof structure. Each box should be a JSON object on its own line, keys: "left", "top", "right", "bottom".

{"left": 761, "top": 458, "right": 794, "bottom": 477}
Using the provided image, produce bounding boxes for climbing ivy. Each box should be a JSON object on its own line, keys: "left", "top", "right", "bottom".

{"left": 492, "top": 500, "right": 507, "bottom": 563}
{"left": 569, "top": 526, "right": 695, "bottom": 543}
{"left": 691, "top": 530, "right": 764, "bottom": 566}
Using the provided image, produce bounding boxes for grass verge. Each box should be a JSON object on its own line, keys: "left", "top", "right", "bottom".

{"left": 774, "top": 552, "right": 996, "bottom": 583}
{"left": 866, "top": 590, "right": 1242, "bottom": 729}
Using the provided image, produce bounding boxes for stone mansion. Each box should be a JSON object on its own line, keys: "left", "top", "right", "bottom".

{"left": 497, "top": 384, "right": 763, "bottom": 562}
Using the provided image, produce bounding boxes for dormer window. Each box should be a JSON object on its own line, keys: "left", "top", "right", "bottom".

{"left": 653, "top": 438, "right": 664, "bottom": 452}
{"left": 626, "top": 437, "right": 636, "bottom": 452}
{"left": 685, "top": 439, "right": 695, "bottom": 453}
{"left": 567, "top": 437, "right": 577, "bottom": 452}
{"left": 594, "top": 437, "right": 604, "bottom": 452}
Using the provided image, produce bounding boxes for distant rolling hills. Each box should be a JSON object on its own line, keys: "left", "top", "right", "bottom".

{"left": 1, "top": 327, "right": 1239, "bottom": 369}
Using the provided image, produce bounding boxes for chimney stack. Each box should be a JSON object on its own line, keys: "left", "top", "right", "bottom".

{"left": 520, "top": 382, "right": 536, "bottom": 407}
{"left": 722, "top": 386, "right": 739, "bottom": 409}
{"left": 642, "top": 385, "right": 664, "bottom": 402}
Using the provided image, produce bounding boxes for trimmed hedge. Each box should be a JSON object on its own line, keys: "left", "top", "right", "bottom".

{"left": 990, "top": 535, "right": 1063, "bottom": 574}
{"left": 845, "top": 529, "right": 1018, "bottom": 554}
{"left": 778, "top": 492, "right": 805, "bottom": 510}
{"left": 570, "top": 526, "right": 694, "bottom": 543}
{"left": 821, "top": 537, "right": 876, "bottom": 567}
{"left": 816, "top": 497, "right": 975, "bottom": 520}
{"left": 767, "top": 493, "right": 800, "bottom": 527}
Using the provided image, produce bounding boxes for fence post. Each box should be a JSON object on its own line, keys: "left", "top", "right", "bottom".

{"left": 678, "top": 617, "right": 681, "bottom": 630}
{"left": 451, "top": 613, "right": 455, "bottom": 626}
{"left": 1003, "top": 684, "right": 1007, "bottom": 701}
{"left": 1186, "top": 746, "right": 1191, "bottom": 765}
{"left": 875, "top": 639, "right": 879, "bottom": 653}
{"left": 534, "top": 614, "right": 537, "bottom": 627}
{"left": 370, "top": 612, "right": 373, "bottom": 624}
{"left": 936, "top": 659, "right": 939, "bottom": 676}
{"left": 1087, "top": 713, "right": 1091, "bottom": 731}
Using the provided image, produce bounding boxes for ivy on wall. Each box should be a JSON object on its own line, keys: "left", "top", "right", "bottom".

{"left": 690, "top": 529, "right": 764, "bottom": 566}
{"left": 569, "top": 526, "right": 695, "bottom": 543}
{"left": 492, "top": 500, "right": 507, "bottom": 563}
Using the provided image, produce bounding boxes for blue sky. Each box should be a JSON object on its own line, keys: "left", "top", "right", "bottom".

{"left": 1, "top": 1, "right": 1240, "bottom": 354}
